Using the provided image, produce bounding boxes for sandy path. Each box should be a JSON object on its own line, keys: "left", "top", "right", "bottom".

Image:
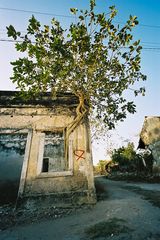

{"left": 0, "top": 177, "right": 160, "bottom": 240}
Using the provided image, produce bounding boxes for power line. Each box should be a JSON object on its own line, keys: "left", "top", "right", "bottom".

{"left": 114, "top": 20, "right": 160, "bottom": 29}
{"left": 0, "top": 39, "right": 24, "bottom": 43}
{"left": 1, "top": 38, "right": 160, "bottom": 51}
{"left": 1, "top": 29, "right": 160, "bottom": 48}
{"left": 141, "top": 41, "right": 160, "bottom": 45}
{"left": 137, "top": 24, "right": 160, "bottom": 29}
{"left": 1, "top": 27, "right": 160, "bottom": 47}
{"left": 142, "top": 47, "right": 160, "bottom": 50}
{"left": 0, "top": 7, "right": 74, "bottom": 18}
{"left": 0, "top": 7, "right": 160, "bottom": 29}
{"left": 1, "top": 29, "right": 160, "bottom": 47}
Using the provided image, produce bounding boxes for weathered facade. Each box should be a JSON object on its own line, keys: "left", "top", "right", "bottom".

{"left": 0, "top": 91, "right": 96, "bottom": 207}
{"left": 139, "top": 116, "right": 160, "bottom": 175}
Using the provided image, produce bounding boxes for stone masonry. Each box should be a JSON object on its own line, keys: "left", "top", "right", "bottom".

{"left": 139, "top": 116, "right": 160, "bottom": 175}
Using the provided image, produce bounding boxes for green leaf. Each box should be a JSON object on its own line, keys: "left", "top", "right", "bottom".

{"left": 79, "top": 15, "right": 84, "bottom": 21}
{"left": 137, "top": 46, "right": 142, "bottom": 52}
{"left": 70, "top": 8, "right": 78, "bottom": 15}
{"left": 6, "top": 25, "right": 20, "bottom": 40}
{"left": 90, "top": 0, "right": 96, "bottom": 11}
{"left": 134, "top": 20, "right": 139, "bottom": 25}
{"left": 6, "top": 2, "right": 146, "bottom": 132}
{"left": 44, "top": 25, "right": 49, "bottom": 33}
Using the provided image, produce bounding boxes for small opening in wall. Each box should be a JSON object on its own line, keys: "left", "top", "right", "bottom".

{"left": 42, "top": 157, "right": 49, "bottom": 172}
{"left": 42, "top": 131, "right": 65, "bottom": 172}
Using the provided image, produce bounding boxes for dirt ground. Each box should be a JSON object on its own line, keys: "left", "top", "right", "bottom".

{"left": 0, "top": 177, "right": 160, "bottom": 240}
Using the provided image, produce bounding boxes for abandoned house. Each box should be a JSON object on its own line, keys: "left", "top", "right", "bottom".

{"left": 0, "top": 91, "right": 96, "bottom": 207}
{"left": 139, "top": 116, "right": 160, "bottom": 175}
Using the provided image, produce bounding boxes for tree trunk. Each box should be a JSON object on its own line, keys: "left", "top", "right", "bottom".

{"left": 65, "top": 93, "right": 87, "bottom": 164}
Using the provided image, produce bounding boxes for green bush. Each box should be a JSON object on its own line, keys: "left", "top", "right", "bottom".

{"left": 111, "top": 142, "right": 153, "bottom": 174}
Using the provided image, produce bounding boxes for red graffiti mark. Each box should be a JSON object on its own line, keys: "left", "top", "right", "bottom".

{"left": 74, "top": 150, "right": 85, "bottom": 161}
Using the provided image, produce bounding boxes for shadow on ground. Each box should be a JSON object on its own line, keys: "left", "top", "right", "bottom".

{"left": 124, "top": 186, "right": 160, "bottom": 208}
{"left": 94, "top": 177, "right": 109, "bottom": 201}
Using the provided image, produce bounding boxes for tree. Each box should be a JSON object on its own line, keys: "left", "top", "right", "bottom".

{"left": 95, "top": 160, "right": 111, "bottom": 175}
{"left": 6, "top": 0, "right": 146, "bottom": 157}
{"left": 111, "top": 143, "right": 154, "bottom": 174}
{"left": 111, "top": 142, "right": 138, "bottom": 171}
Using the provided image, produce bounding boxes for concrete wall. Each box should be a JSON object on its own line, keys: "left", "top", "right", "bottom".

{"left": 0, "top": 91, "right": 96, "bottom": 207}
{"left": 0, "top": 133, "right": 27, "bottom": 204}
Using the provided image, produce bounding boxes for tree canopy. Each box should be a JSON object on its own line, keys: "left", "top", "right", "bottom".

{"left": 111, "top": 142, "right": 137, "bottom": 166}
{"left": 7, "top": 0, "right": 146, "bottom": 130}
{"left": 111, "top": 143, "right": 153, "bottom": 174}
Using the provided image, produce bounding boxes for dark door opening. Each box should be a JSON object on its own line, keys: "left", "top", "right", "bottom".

{"left": 0, "top": 133, "right": 27, "bottom": 205}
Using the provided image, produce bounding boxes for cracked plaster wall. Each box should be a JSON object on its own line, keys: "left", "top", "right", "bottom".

{"left": 0, "top": 92, "right": 96, "bottom": 206}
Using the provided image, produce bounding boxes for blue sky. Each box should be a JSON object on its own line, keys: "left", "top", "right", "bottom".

{"left": 0, "top": 0, "right": 160, "bottom": 164}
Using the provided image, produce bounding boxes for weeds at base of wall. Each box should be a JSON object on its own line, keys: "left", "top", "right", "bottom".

{"left": 0, "top": 180, "right": 19, "bottom": 204}
{"left": 0, "top": 203, "right": 93, "bottom": 231}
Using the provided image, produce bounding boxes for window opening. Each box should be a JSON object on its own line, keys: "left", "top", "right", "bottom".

{"left": 42, "top": 131, "right": 65, "bottom": 172}
{"left": 42, "top": 157, "right": 49, "bottom": 172}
